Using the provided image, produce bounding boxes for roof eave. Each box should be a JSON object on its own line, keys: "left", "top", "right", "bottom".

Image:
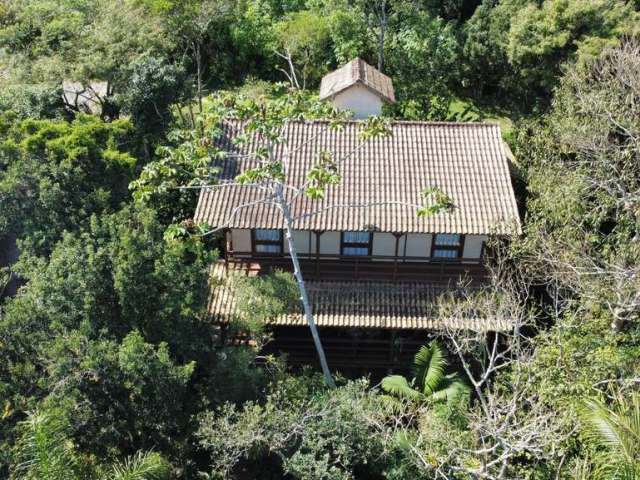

{"left": 319, "top": 80, "right": 396, "bottom": 104}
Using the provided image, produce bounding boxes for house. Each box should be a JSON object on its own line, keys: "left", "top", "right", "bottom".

{"left": 195, "top": 58, "right": 521, "bottom": 373}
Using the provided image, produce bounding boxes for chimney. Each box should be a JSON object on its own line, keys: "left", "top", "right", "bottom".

{"left": 319, "top": 58, "right": 395, "bottom": 119}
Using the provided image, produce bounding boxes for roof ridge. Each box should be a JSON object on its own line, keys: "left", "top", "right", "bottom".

{"left": 357, "top": 57, "right": 365, "bottom": 82}
{"left": 290, "top": 119, "right": 502, "bottom": 128}
{"left": 222, "top": 118, "right": 501, "bottom": 127}
{"left": 320, "top": 57, "right": 396, "bottom": 103}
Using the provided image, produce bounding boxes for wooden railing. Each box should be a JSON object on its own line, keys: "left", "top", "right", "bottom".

{"left": 224, "top": 251, "right": 485, "bottom": 283}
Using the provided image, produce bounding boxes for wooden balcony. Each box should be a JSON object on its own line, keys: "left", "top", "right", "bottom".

{"left": 223, "top": 251, "right": 488, "bottom": 286}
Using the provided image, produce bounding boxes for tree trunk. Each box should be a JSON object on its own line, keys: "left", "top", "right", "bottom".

{"left": 377, "top": 0, "right": 387, "bottom": 72}
{"left": 277, "top": 190, "right": 335, "bottom": 387}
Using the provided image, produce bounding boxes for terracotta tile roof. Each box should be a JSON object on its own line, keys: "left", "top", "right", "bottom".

{"left": 194, "top": 120, "right": 521, "bottom": 235}
{"left": 208, "top": 264, "right": 510, "bottom": 331}
{"left": 319, "top": 58, "right": 396, "bottom": 103}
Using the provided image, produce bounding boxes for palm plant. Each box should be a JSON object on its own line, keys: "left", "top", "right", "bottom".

{"left": 110, "top": 451, "right": 171, "bottom": 480}
{"left": 16, "top": 411, "right": 171, "bottom": 480}
{"left": 579, "top": 390, "right": 640, "bottom": 479}
{"left": 381, "top": 340, "right": 470, "bottom": 406}
{"left": 16, "top": 411, "right": 79, "bottom": 480}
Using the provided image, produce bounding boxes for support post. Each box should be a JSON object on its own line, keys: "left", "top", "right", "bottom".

{"left": 392, "top": 232, "right": 402, "bottom": 281}
{"left": 314, "top": 230, "right": 323, "bottom": 276}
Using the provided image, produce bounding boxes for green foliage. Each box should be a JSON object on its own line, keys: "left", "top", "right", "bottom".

{"left": 234, "top": 270, "right": 299, "bottom": 326}
{"left": 512, "top": 39, "right": 640, "bottom": 324}
{"left": 15, "top": 411, "right": 80, "bottom": 480}
{"left": 385, "top": 11, "right": 461, "bottom": 119}
{"left": 502, "top": 40, "right": 640, "bottom": 476}
{"left": 382, "top": 341, "right": 470, "bottom": 407}
{"left": 305, "top": 150, "right": 341, "bottom": 199}
{"left": 0, "top": 83, "right": 66, "bottom": 119}
{"left": 0, "top": 113, "right": 138, "bottom": 257}
{"left": 130, "top": 125, "right": 224, "bottom": 223}
{"left": 274, "top": 10, "right": 332, "bottom": 88}
{"left": 0, "top": 0, "right": 169, "bottom": 115}
{"left": 197, "top": 373, "right": 394, "bottom": 479}
{"left": 110, "top": 451, "right": 171, "bottom": 480}
{"left": 1, "top": 1, "right": 639, "bottom": 479}
{"left": 524, "top": 311, "right": 640, "bottom": 445}
{"left": 463, "top": 0, "right": 640, "bottom": 110}
{"left": 118, "top": 54, "right": 185, "bottom": 137}
{"left": 325, "top": 6, "right": 370, "bottom": 64}
{"left": 132, "top": 86, "right": 350, "bottom": 223}
{"left": 15, "top": 410, "right": 171, "bottom": 480}
{"left": 0, "top": 205, "right": 225, "bottom": 471}
{"left": 40, "top": 331, "right": 195, "bottom": 460}
{"left": 417, "top": 187, "right": 455, "bottom": 217}
{"left": 579, "top": 390, "right": 640, "bottom": 479}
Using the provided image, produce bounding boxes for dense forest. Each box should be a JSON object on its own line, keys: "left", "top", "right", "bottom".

{"left": 1, "top": 0, "right": 639, "bottom": 478}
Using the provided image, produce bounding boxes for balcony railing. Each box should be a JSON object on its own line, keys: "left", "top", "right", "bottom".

{"left": 224, "top": 250, "right": 486, "bottom": 284}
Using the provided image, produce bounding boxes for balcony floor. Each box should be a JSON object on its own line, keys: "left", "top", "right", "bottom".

{"left": 221, "top": 253, "right": 488, "bottom": 286}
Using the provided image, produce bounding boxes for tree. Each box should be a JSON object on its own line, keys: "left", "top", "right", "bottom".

{"left": 0, "top": 113, "right": 139, "bottom": 257}
{"left": 463, "top": 0, "right": 640, "bottom": 110}
{"left": 197, "top": 373, "right": 394, "bottom": 480}
{"left": 0, "top": 205, "right": 242, "bottom": 471}
{"left": 381, "top": 340, "right": 469, "bottom": 406}
{"left": 144, "top": 0, "right": 236, "bottom": 117}
{"left": 15, "top": 411, "right": 80, "bottom": 480}
{"left": 384, "top": 9, "right": 460, "bottom": 119}
{"left": 513, "top": 39, "right": 640, "bottom": 332}
{"left": 274, "top": 10, "right": 332, "bottom": 89}
{"left": 390, "top": 249, "right": 569, "bottom": 479}
{"left": 0, "top": 0, "right": 171, "bottom": 121}
{"left": 118, "top": 54, "right": 184, "bottom": 144}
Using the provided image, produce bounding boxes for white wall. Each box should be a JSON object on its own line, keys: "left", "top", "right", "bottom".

{"left": 319, "top": 231, "right": 341, "bottom": 255}
{"left": 283, "top": 230, "right": 313, "bottom": 254}
{"left": 231, "top": 229, "right": 487, "bottom": 261}
{"left": 331, "top": 84, "right": 384, "bottom": 119}
{"left": 404, "top": 233, "right": 432, "bottom": 259}
{"left": 230, "top": 229, "right": 251, "bottom": 254}
{"left": 462, "top": 235, "right": 487, "bottom": 260}
{"left": 372, "top": 232, "right": 404, "bottom": 261}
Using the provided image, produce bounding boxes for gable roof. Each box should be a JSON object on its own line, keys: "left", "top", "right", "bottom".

{"left": 319, "top": 58, "right": 396, "bottom": 104}
{"left": 194, "top": 120, "right": 521, "bottom": 236}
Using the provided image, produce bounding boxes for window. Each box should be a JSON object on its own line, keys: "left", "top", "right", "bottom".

{"left": 431, "top": 234, "right": 463, "bottom": 259}
{"left": 341, "top": 231, "right": 371, "bottom": 256}
{"left": 253, "top": 229, "right": 282, "bottom": 254}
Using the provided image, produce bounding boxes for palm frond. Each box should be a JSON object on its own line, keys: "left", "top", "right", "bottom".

{"left": 379, "top": 394, "right": 408, "bottom": 414}
{"left": 582, "top": 399, "right": 633, "bottom": 461}
{"left": 16, "top": 411, "right": 78, "bottom": 480}
{"left": 580, "top": 392, "right": 640, "bottom": 480}
{"left": 109, "top": 451, "right": 171, "bottom": 480}
{"left": 413, "top": 341, "right": 447, "bottom": 397}
{"left": 430, "top": 373, "right": 471, "bottom": 406}
{"left": 381, "top": 375, "right": 423, "bottom": 402}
